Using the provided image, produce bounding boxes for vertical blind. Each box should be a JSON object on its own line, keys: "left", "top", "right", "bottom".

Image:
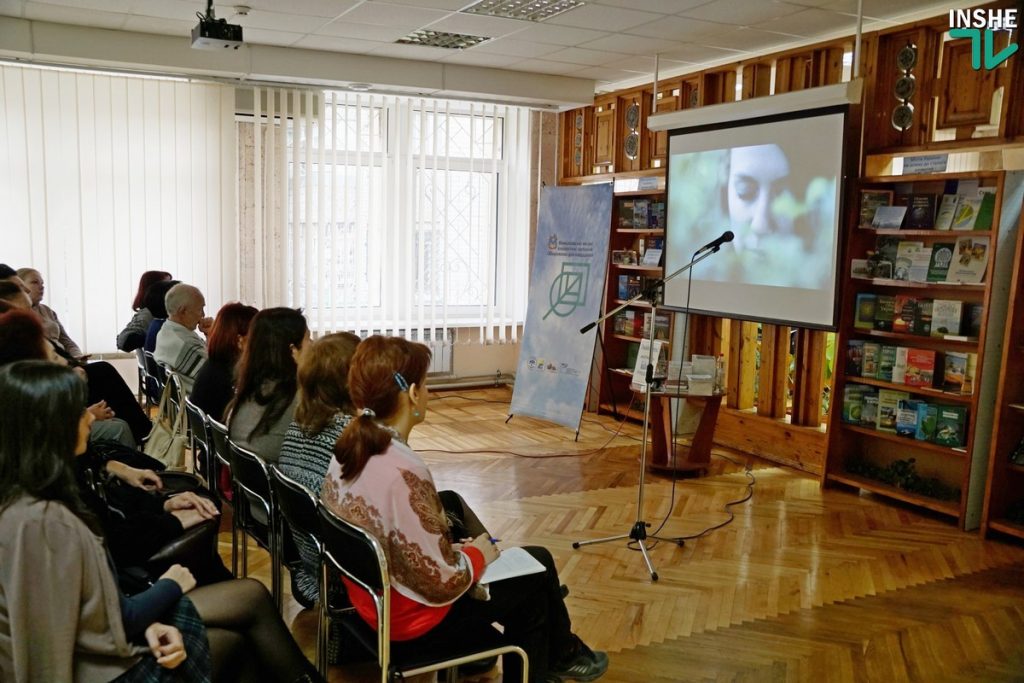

{"left": 0, "top": 64, "right": 238, "bottom": 354}
{"left": 239, "top": 87, "right": 530, "bottom": 344}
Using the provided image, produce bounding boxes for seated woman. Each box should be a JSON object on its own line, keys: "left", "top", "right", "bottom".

{"left": 192, "top": 302, "right": 258, "bottom": 422}
{"left": 0, "top": 361, "right": 324, "bottom": 683}
{"left": 17, "top": 267, "right": 83, "bottom": 358}
{"left": 227, "top": 307, "right": 308, "bottom": 464}
{"left": 279, "top": 331, "right": 361, "bottom": 604}
{"left": 117, "top": 270, "right": 171, "bottom": 352}
{"left": 322, "top": 336, "right": 608, "bottom": 683}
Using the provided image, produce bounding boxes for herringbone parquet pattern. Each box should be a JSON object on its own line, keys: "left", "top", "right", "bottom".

{"left": 228, "top": 388, "right": 1024, "bottom": 682}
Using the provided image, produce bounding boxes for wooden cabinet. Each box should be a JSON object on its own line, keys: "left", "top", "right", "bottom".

{"left": 595, "top": 176, "right": 671, "bottom": 421}
{"left": 823, "top": 170, "right": 1019, "bottom": 529}
{"left": 592, "top": 97, "right": 616, "bottom": 174}
{"left": 980, "top": 183, "right": 1024, "bottom": 539}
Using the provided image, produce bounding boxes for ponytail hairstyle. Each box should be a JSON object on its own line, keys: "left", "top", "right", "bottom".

{"left": 0, "top": 361, "right": 98, "bottom": 532}
{"left": 334, "top": 335, "right": 431, "bottom": 481}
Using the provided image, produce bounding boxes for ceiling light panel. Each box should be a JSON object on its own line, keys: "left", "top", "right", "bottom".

{"left": 397, "top": 29, "right": 491, "bottom": 49}
{"left": 462, "top": 0, "right": 585, "bottom": 23}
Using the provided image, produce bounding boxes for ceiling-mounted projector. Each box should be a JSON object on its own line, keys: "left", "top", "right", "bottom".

{"left": 191, "top": 0, "right": 243, "bottom": 50}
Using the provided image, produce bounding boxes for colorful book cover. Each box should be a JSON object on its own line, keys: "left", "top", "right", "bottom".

{"left": 896, "top": 399, "right": 923, "bottom": 438}
{"left": 951, "top": 196, "right": 981, "bottom": 230}
{"left": 930, "top": 299, "right": 963, "bottom": 338}
{"left": 904, "top": 194, "right": 936, "bottom": 228}
{"left": 891, "top": 347, "right": 909, "bottom": 384}
{"left": 846, "top": 340, "right": 865, "bottom": 376}
{"left": 912, "top": 299, "right": 932, "bottom": 336}
{"left": 915, "top": 402, "right": 938, "bottom": 441}
{"left": 872, "top": 205, "right": 908, "bottom": 229}
{"left": 933, "top": 194, "right": 959, "bottom": 230}
{"left": 877, "top": 389, "right": 911, "bottom": 433}
{"left": 892, "top": 296, "right": 918, "bottom": 334}
{"left": 842, "top": 385, "right": 869, "bottom": 424}
{"left": 862, "top": 342, "right": 881, "bottom": 378}
{"left": 877, "top": 345, "right": 897, "bottom": 382}
{"left": 893, "top": 241, "right": 924, "bottom": 281}
{"left": 926, "top": 243, "right": 955, "bottom": 282}
{"left": 909, "top": 245, "right": 932, "bottom": 282}
{"left": 861, "top": 393, "right": 879, "bottom": 427}
{"left": 904, "top": 349, "right": 936, "bottom": 387}
{"left": 963, "top": 352, "right": 977, "bottom": 395}
{"left": 945, "top": 236, "right": 989, "bottom": 284}
{"left": 859, "top": 189, "right": 893, "bottom": 229}
{"left": 943, "top": 352, "right": 968, "bottom": 393}
{"left": 973, "top": 191, "right": 996, "bottom": 231}
{"left": 854, "top": 293, "right": 877, "bottom": 329}
{"left": 873, "top": 295, "right": 896, "bottom": 331}
{"left": 933, "top": 405, "right": 968, "bottom": 447}
{"left": 851, "top": 259, "right": 872, "bottom": 279}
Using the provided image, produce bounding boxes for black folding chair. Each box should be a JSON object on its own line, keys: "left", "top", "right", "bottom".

{"left": 317, "top": 502, "right": 528, "bottom": 683}
{"left": 229, "top": 439, "right": 282, "bottom": 611}
{"left": 143, "top": 350, "right": 164, "bottom": 407}
{"left": 134, "top": 348, "right": 148, "bottom": 408}
{"left": 207, "top": 417, "right": 238, "bottom": 575}
{"left": 184, "top": 397, "right": 212, "bottom": 487}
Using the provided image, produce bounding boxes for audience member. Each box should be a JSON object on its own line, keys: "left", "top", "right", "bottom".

{"left": 323, "top": 336, "right": 608, "bottom": 683}
{"left": 154, "top": 283, "right": 212, "bottom": 391}
{"left": 191, "top": 302, "right": 258, "bottom": 422}
{"left": 0, "top": 361, "right": 324, "bottom": 683}
{"left": 227, "top": 307, "right": 308, "bottom": 464}
{"left": 17, "top": 267, "right": 84, "bottom": 358}
{"left": 117, "top": 270, "right": 172, "bottom": 351}
{"left": 143, "top": 278, "right": 180, "bottom": 354}
{"left": 278, "top": 331, "right": 360, "bottom": 604}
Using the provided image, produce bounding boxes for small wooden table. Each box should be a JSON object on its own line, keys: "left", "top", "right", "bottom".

{"left": 639, "top": 386, "right": 723, "bottom": 476}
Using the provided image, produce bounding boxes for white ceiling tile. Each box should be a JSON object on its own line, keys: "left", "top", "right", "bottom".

{"left": 369, "top": 42, "right": 454, "bottom": 60}
{"left": 572, "top": 65, "right": 650, "bottom": 81}
{"left": 237, "top": 10, "right": 331, "bottom": 33}
{"left": 544, "top": 46, "right": 627, "bottom": 66}
{"left": 24, "top": 2, "right": 126, "bottom": 28}
{"left": 35, "top": 0, "right": 132, "bottom": 12}
{"left": 121, "top": 15, "right": 193, "bottom": 35}
{"left": 130, "top": 0, "right": 202, "bottom": 21}
{"left": 372, "top": 0, "right": 471, "bottom": 9}
{"left": 657, "top": 42, "right": 748, "bottom": 63}
{"left": 626, "top": 15, "right": 734, "bottom": 40}
{"left": 337, "top": 2, "right": 450, "bottom": 28}
{"left": 758, "top": 7, "right": 857, "bottom": 36}
{"left": 239, "top": 27, "right": 306, "bottom": 46}
{"left": 315, "top": 20, "right": 410, "bottom": 42}
{"left": 819, "top": 0, "right": 952, "bottom": 18}
{"left": 0, "top": 0, "right": 25, "bottom": 16}
{"left": 545, "top": 4, "right": 663, "bottom": 31}
{"left": 440, "top": 50, "right": 524, "bottom": 67}
{"left": 700, "top": 26, "right": 799, "bottom": 51}
{"left": 592, "top": 0, "right": 710, "bottom": 13}
{"left": 681, "top": 0, "right": 804, "bottom": 25}
{"left": 579, "top": 33, "right": 685, "bottom": 55}
{"left": 613, "top": 55, "right": 691, "bottom": 72}
{"left": 508, "top": 58, "right": 589, "bottom": 75}
{"left": 234, "top": 0, "right": 360, "bottom": 19}
{"left": 294, "top": 33, "right": 387, "bottom": 52}
{"left": 468, "top": 37, "right": 563, "bottom": 58}
{"left": 506, "top": 23, "right": 611, "bottom": 46}
{"left": 421, "top": 12, "right": 527, "bottom": 38}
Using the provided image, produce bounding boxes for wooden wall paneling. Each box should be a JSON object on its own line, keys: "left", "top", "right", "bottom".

{"left": 726, "top": 319, "right": 757, "bottom": 410}
{"left": 649, "top": 81, "right": 679, "bottom": 168}
{"left": 616, "top": 90, "right": 644, "bottom": 173}
{"left": 592, "top": 97, "right": 616, "bottom": 173}
{"left": 560, "top": 107, "right": 591, "bottom": 181}
{"left": 681, "top": 75, "right": 701, "bottom": 109}
{"left": 935, "top": 31, "right": 1009, "bottom": 137}
{"left": 714, "top": 408, "right": 827, "bottom": 475}
{"left": 791, "top": 328, "right": 826, "bottom": 427}
{"left": 864, "top": 26, "right": 940, "bottom": 152}
{"left": 1008, "top": 29, "right": 1024, "bottom": 138}
{"left": 757, "top": 324, "right": 789, "bottom": 419}
{"left": 775, "top": 52, "right": 812, "bottom": 94}
{"left": 702, "top": 68, "right": 738, "bottom": 105}
{"left": 741, "top": 60, "right": 773, "bottom": 99}
{"left": 818, "top": 46, "right": 847, "bottom": 86}
{"left": 688, "top": 314, "right": 723, "bottom": 357}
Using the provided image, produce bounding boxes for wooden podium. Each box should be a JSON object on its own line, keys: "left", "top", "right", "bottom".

{"left": 642, "top": 387, "right": 722, "bottom": 476}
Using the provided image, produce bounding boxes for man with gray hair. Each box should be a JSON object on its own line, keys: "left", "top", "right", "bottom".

{"left": 153, "top": 283, "right": 212, "bottom": 391}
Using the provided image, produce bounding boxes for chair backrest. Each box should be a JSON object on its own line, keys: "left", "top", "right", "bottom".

{"left": 143, "top": 350, "right": 164, "bottom": 402}
{"left": 269, "top": 466, "right": 321, "bottom": 552}
{"left": 229, "top": 440, "right": 273, "bottom": 520}
{"left": 135, "top": 348, "right": 147, "bottom": 372}
{"left": 208, "top": 417, "right": 231, "bottom": 468}
{"left": 144, "top": 350, "right": 165, "bottom": 382}
{"left": 184, "top": 397, "right": 210, "bottom": 451}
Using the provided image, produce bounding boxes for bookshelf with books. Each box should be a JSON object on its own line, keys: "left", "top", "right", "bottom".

{"left": 597, "top": 175, "right": 672, "bottom": 422}
{"left": 980, "top": 207, "right": 1024, "bottom": 540}
{"left": 824, "top": 170, "right": 1016, "bottom": 529}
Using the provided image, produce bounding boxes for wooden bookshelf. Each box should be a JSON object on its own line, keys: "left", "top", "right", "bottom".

{"left": 827, "top": 472, "right": 960, "bottom": 517}
{"left": 844, "top": 376, "right": 973, "bottom": 403}
{"left": 840, "top": 424, "right": 968, "bottom": 456}
{"left": 853, "top": 328, "right": 979, "bottom": 349}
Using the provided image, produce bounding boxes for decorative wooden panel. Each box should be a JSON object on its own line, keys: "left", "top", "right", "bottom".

{"left": 592, "top": 97, "right": 616, "bottom": 172}
{"left": 560, "top": 107, "right": 591, "bottom": 180}
{"left": 702, "top": 68, "right": 737, "bottom": 105}
{"left": 616, "top": 90, "right": 644, "bottom": 173}
{"left": 775, "top": 45, "right": 848, "bottom": 94}
{"left": 726, "top": 320, "right": 757, "bottom": 410}
{"left": 791, "top": 328, "right": 826, "bottom": 427}
{"left": 649, "top": 81, "right": 679, "bottom": 168}
{"left": 689, "top": 315, "right": 723, "bottom": 357}
{"left": 757, "top": 325, "right": 789, "bottom": 419}
{"left": 681, "top": 75, "right": 701, "bottom": 109}
{"left": 741, "top": 61, "right": 773, "bottom": 99}
{"left": 934, "top": 33, "right": 1007, "bottom": 134}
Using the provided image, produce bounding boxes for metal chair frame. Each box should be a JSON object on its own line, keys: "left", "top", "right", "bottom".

{"left": 228, "top": 439, "right": 282, "bottom": 612}
{"left": 207, "top": 417, "right": 238, "bottom": 576}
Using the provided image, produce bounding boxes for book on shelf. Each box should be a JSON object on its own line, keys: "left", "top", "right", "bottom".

{"left": 945, "top": 236, "right": 989, "bottom": 284}
{"left": 904, "top": 349, "right": 936, "bottom": 387}
{"left": 846, "top": 340, "right": 865, "bottom": 376}
{"left": 842, "top": 385, "right": 870, "bottom": 423}
{"left": 613, "top": 310, "right": 639, "bottom": 337}
{"left": 877, "top": 345, "right": 897, "bottom": 382}
{"left": 904, "top": 194, "right": 937, "bottom": 229}
{"left": 930, "top": 299, "right": 963, "bottom": 338}
{"left": 618, "top": 274, "right": 643, "bottom": 300}
{"left": 915, "top": 402, "right": 938, "bottom": 441}
{"left": 942, "top": 351, "right": 977, "bottom": 394}
{"left": 896, "top": 399, "right": 924, "bottom": 438}
{"left": 641, "top": 312, "right": 671, "bottom": 341}
{"left": 640, "top": 248, "right": 663, "bottom": 267}
{"left": 877, "top": 389, "right": 911, "bottom": 433}
{"left": 862, "top": 342, "right": 881, "bottom": 378}
{"left": 854, "top": 293, "right": 877, "bottom": 329}
{"left": 973, "top": 190, "right": 996, "bottom": 231}
{"left": 872, "top": 205, "right": 908, "bottom": 229}
{"left": 892, "top": 347, "right": 909, "bottom": 384}
{"left": 858, "top": 189, "right": 894, "bottom": 229}
{"left": 633, "top": 199, "right": 650, "bottom": 228}
{"left": 851, "top": 259, "right": 872, "bottom": 279}
{"left": 912, "top": 299, "right": 932, "bottom": 336}
{"left": 861, "top": 393, "right": 879, "bottom": 427}
{"left": 926, "top": 243, "right": 955, "bottom": 282}
{"left": 894, "top": 241, "right": 925, "bottom": 281}
{"left": 873, "top": 295, "right": 896, "bottom": 331}
{"left": 892, "top": 296, "right": 918, "bottom": 334}
{"left": 951, "top": 196, "right": 982, "bottom": 230}
{"left": 966, "top": 303, "right": 984, "bottom": 337}
{"left": 933, "top": 405, "right": 968, "bottom": 447}
{"left": 934, "top": 194, "right": 959, "bottom": 230}
{"left": 625, "top": 342, "right": 640, "bottom": 369}
{"left": 650, "top": 202, "right": 665, "bottom": 229}
{"left": 909, "top": 245, "right": 932, "bottom": 282}
{"left": 617, "top": 200, "right": 635, "bottom": 229}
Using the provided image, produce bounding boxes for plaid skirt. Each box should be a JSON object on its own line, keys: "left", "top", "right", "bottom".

{"left": 112, "top": 596, "right": 212, "bottom": 683}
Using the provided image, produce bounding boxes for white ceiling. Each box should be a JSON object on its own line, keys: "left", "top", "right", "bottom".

{"left": 0, "top": 0, "right": 970, "bottom": 93}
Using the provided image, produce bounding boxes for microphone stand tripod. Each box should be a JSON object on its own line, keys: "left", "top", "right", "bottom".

{"left": 573, "top": 246, "right": 722, "bottom": 581}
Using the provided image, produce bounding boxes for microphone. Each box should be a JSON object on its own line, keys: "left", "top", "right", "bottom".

{"left": 694, "top": 230, "right": 734, "bottom": 255}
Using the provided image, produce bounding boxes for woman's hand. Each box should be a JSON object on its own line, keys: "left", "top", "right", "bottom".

{"left": 106, "top": 461, "right": 163, "bottom": 491}
{"left": 144, "top": 623, "right": 187, "bottom": 669}
{"left": 164, "top": 492, "right": 219, "bottom": 519}
{"left": 87, "top": 401, "right": 115, "bottom": 420}
{"left": 159, "top": 564, "right": 197, "bottom": 594}
{"left": 467, "top": 533, "right": 501, "bottom": 565}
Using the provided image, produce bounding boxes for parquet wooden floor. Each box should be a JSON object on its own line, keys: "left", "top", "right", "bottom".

{"left": 225, "top": 388, "right": 1024, "bottom": 682}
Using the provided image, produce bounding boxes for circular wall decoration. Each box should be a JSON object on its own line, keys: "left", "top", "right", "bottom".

{"left": 624, "top": 132, "right": 640, "bottom": 160}
{"left": 623, "top": 99, "right": 640, "bottom": 161}
{"left": 892, "top": 103, "right": 914, "bottom": 131}
{"left": 624, "top": 102, "right": 640, "bottom": 130}
{"left": 896, "top": 43, "right": 918, "bottom": 70}
{"left": 891, "top": 42, "right": 918, "bottom": 132}
{"left": 893, "top": 74, "right": 916, "bottom": 101}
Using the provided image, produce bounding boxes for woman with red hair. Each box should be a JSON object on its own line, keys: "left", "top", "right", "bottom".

{"left": 191, "top": 302, "right": 259, "bottom": 422}
{"left": 116, "top": 270, "right": 172, "bottom": 351}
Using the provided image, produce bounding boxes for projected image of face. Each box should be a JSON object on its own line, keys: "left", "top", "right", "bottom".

{"left": 727, "top": 144, "right": 793, "bottom": 252}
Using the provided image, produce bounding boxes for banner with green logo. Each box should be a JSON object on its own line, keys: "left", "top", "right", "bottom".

{"left": 510, "top": 184, "right": 613, "bottom": 430}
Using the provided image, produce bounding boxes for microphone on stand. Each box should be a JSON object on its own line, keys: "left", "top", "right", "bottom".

{"left": 694, "top": 230, "right": 735, "bottom": 255}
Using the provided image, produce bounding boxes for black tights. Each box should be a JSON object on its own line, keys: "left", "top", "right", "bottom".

{"left": 188, "top": 578, "right": 316, "bottom": 683}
